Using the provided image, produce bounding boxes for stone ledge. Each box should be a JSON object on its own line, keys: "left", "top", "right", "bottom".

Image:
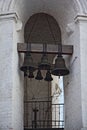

{"left": 75, "top": 14, "right": 87, "bottom": 23}
{"left": 0, "top": 12, "right": 18, "bottom": 22}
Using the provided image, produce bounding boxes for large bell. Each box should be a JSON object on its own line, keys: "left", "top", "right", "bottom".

{"left": 44, "top": 70, "right": 53, "bottom": 82}
{"left": 51, "top": 55, "right": 69, "bottom": 76}
{"left": 20, "top": 52, "right": 36, "bottom": 72}
{"left": 28, "top": 70, "right": 34, "bottom": 78}
{"left": 38, "top": 54, "right": 51, "bottom": 70}
{"left": 35, "top": 70, "right": 43, "bottom": 80}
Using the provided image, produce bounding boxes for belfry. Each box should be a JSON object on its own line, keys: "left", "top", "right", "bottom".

{"left": 0, "top": 1, "right": 87, "bottom": 130}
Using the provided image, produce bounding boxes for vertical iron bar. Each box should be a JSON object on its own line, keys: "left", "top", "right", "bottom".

{"left": 39, "top": 102, "right": 40, "bottom": 128}
{"left": 33, "top": 107, "right": 38, "bottom": 128}
{"left": 39, "top": 102, "right": 41, "bottom": 128}
{"left": 59, "top": 105, "right": 60, "bottom": 128}
{"left": 55, "top": 104, "right": 56, "bottom": 127}
{"left": 25, "top": 76, "right": 28, "bottom": 128}
{"left": 48, "top": 82, "right": 50, "bottom": 127}
{"left": 43, "top": 101, "right": 44, "bottom": 128}
{"left": 27, "top": 103, "right": 29, "bottom": 127}
{"left": 63, "top": 104, "right": 64, "bottom": 128}
{"left": 30, "top": 102, "right": 33, "bottom": 128}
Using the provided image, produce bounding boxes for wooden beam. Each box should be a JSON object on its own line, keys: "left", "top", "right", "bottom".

{"left": 17, "top": 43, "right": 73, "bottom": 55}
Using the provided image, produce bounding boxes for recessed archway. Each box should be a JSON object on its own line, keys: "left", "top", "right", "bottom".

{"left": 0, "top": 0, "right": 87, "bottom": 130}
{"left": 24, "top": 13, "right": 63, "bottom": 129}
{"left": 14, "top": 1, "right": 87, "bottom": 130}
{"left": 13, "top": 1, "right": 84, "bottom": 130}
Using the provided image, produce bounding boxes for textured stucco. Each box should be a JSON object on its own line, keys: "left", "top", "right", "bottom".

{"left": 0, "top": 0, "right": 87, "bottom": 130}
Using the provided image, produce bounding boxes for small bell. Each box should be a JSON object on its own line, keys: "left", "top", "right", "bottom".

{"left": 20, "top": 52, "right": 36, "bottom": 72}
{"left": 51, "top": 55, "right": 69, "bottom": 76}
{"left": 38, "top": 54, "right": 51, "bottom": 70}
{"left": 35, "top": 70, "right": 43, "bottom": 80}
{"left": 44, "top": 70, "right": 53, "bottom": 81}
{"left": 28, "top": 70, "right": 34, "bottom": 78}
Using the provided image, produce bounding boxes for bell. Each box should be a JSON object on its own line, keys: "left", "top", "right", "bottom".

{"left": 51, "top": 55, "right": 69, "bottom": 76}
{"left": 20, "top": 52, "right": 36, "bottom": 72}
{"left": 35, "top": 70, "right": 43, "bottom": 80}
{"left": 44, "top": 70, "right": 53, "bottom": 82}
{"left": 38, "top": 54, "right": 51, "bottom": 70}
{"left": 28, "top": 70, "right": 34, "bottom": 78}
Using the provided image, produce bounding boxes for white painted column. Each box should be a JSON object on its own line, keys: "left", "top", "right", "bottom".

{"left": 64, "top": 16, "right": 82, "bottom": 130}
{"left": 0, "top": 13, "right": 24, "bottom": 130}
{"left": 76, "top": 15, "right": 87, "bottom": 130}
{"left": 64, "top": 15, "right": 87, "bottom": 130}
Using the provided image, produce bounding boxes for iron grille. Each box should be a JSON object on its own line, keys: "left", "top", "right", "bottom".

{"left": 24, "top": 101, "right": 64, "bottom": 129}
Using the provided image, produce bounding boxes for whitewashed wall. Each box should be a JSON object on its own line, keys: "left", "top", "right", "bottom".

{"left": 79, "top": 16, "right": 87, "bottom": 130}
{"left": 0, "top": 0, "right": 87, "bottom": 130}
{"left": 0, "top": 13, "right": 24, "bottom": 130}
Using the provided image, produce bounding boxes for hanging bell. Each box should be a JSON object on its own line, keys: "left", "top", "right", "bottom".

{"left": 44, "top": 70, "right": 53, "bottom": 82}
{"left": 20, "top": 52, "right": 36, "bottom": 72}
{"left": 38, "top": 54, "right": 51, "bottom": 70}
{"left": 28, "top": 70, "right": 34, "bottom": 78}
{"left": 35, "top": 70, "right": 43, "bottom": 80}
{"left": 51, "top": 55, "right": 69, "bottom": 76}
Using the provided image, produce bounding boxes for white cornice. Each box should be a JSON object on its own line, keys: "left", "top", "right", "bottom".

{"left": 0, "top": 12, "right": 18, "bottom": 22}
{"left": 75, "top": 14, "right": 87, "bottom": 23}
{"left": 0, "top": 11, "right": 23, "bottom": 31}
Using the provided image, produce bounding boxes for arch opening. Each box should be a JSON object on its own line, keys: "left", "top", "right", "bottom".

{"left": 24, "top": 13, "right": 65, "bottom": 130}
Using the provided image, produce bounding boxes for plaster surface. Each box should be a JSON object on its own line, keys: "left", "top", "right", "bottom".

{"left": 0, "top": 0, "right": 87, "bottom": 130}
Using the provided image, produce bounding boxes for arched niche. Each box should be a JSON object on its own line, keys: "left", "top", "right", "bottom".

{"left": 24, "top": 13, "right": 63, "bottom": 129}
{"left": 14, "top": 1, "right": 84, "bottom": 129}
{"left": 0, "top": 0, "right": 87, "bottom": 130}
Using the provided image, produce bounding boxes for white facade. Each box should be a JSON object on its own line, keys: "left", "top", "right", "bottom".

{"left": 0, "top": 0, "right": 87, "bottom": 130}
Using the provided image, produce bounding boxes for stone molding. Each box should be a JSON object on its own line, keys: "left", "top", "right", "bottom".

{"left": 0, "top": 12, "right": 18, "bottom": 22}
{"left": 66, "top": 22, "right": 75, "bottom": 35}
{"left": 0, "top": 12, "right": 23, "bottom": 31}
{"left": 75, "top": 14, "right": 87, "bottom": 23}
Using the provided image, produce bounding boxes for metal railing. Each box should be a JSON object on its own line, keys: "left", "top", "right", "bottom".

{"left": 24, "top": 101, "right": 64, "bottom": 129}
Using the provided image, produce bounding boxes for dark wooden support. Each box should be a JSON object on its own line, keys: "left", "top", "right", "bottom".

{"left": 17, "top": 43, "right": 73, "bottom": 55}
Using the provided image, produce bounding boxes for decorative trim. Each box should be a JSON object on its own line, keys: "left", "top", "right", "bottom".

{"left": 0, "top": 12, "right": 18, "bottom": 22}
{"left": 66, "top": 22, "right": 75, "bottom": 35}
{"left": 75, "top": 14, "right": 87, "bottom": 23}
{"left": 16, "top": 19, "right": 23, "bottom": 31}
